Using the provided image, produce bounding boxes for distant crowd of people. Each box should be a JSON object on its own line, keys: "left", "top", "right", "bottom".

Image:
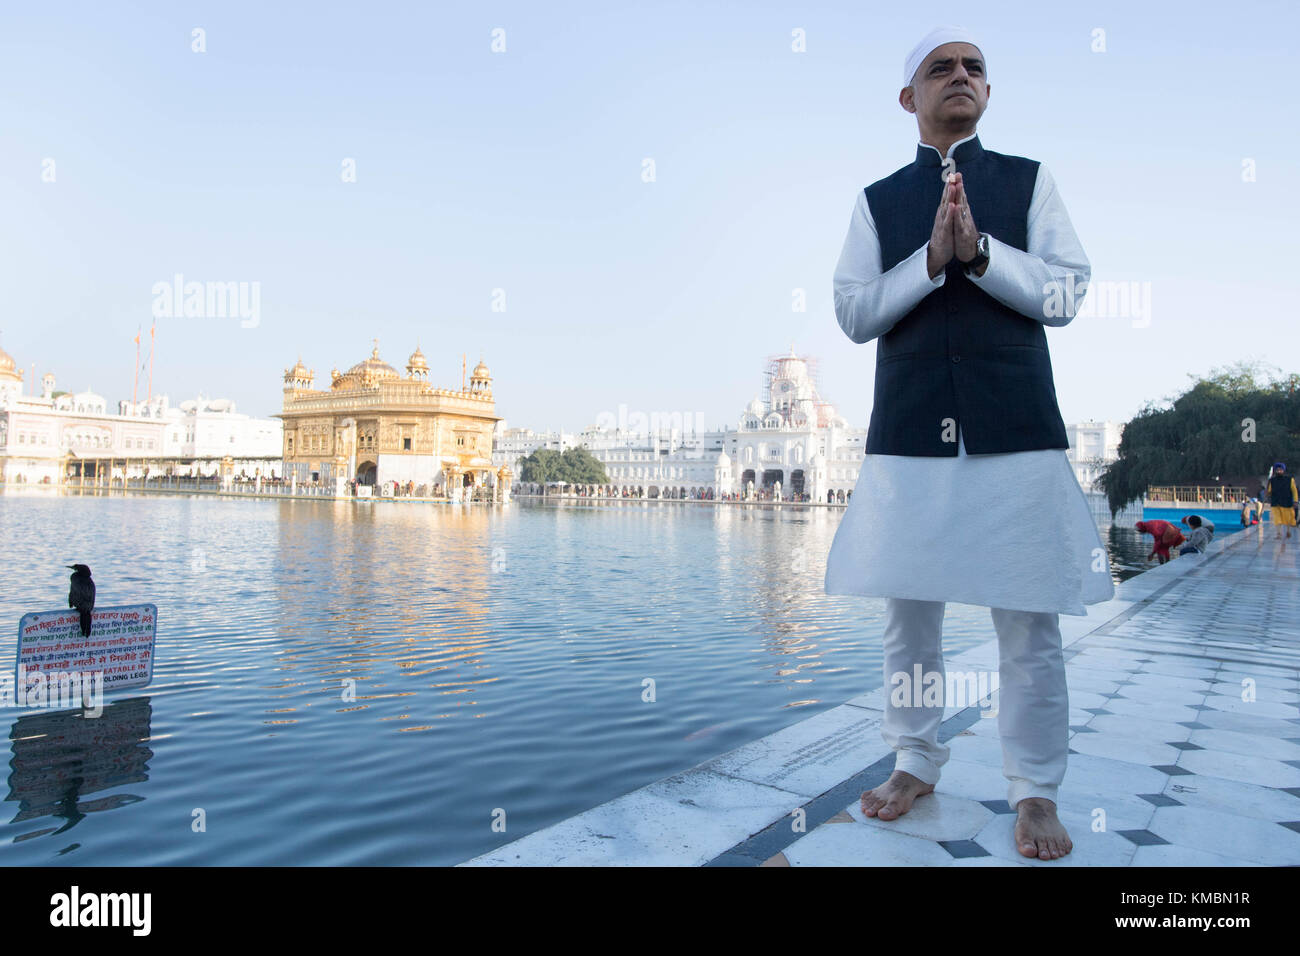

{"left": 515, "top": 485, "right": 830, "bottom": 502}
{"left": 1135, "top": 461, "right": 1297, "bottom": 563}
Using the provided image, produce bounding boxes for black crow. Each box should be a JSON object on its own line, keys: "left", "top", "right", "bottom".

{"left": 66, "top": 564, "right": 95, "bottom": 637}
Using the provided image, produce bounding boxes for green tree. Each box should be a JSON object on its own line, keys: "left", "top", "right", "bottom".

{"left": 518, "top": 448, "right": 562, "bottom": 484}
{"left": 516, "top": 445, "right": 609, "bottom": 486}
{"left": 559, "top": 445, "right": 608, "bottom": 484}
{"left": 1097, "top": 360, "right": 1300, "bottom": 514}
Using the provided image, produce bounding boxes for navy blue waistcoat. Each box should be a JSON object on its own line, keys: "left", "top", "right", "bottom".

{"left": 862, "top": 135, "right": 1071, "bottom": 456}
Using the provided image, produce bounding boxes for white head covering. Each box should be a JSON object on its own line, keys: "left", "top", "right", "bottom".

{"left": 903, "top": 26, "right": 984, "bottom": 87}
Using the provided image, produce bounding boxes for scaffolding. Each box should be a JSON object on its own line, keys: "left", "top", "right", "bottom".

{"left": 761, "top": 350, "right": 825, "bottom": 425}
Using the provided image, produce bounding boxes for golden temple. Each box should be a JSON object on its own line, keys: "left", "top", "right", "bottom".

{"left": 278, "top": 341, "right": 509, "bottom": 500}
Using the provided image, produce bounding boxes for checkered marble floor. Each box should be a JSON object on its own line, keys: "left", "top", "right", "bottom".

{"left": 462, "top": 526, "right": 1300, "bottom": 866}
{"left": 761, "top": 529, "right": 1300, "bottom": 866}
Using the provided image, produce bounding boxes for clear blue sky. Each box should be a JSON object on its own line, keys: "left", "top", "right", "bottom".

{"left": 1, "top": 0, "right": 1293, "bottom": 429}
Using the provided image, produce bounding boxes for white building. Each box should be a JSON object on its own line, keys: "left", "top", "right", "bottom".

{"left": 1065, "top": 419, "right": 1124, "bottom": 492}
{"left": 0, "top": 348, "right": 166, "bottom": 483}
{"left": 123, "top": 395, "right": 282, "bottom": 461}
{"left": 723, "top": 351, "right": 867, "bottom": 502}
{"left": 494, "top": 348, "right": 870, "bottom": 502}
{"left": 493, "top": 349, "right": 1125, "bottom": 503}
{"left": 0, "top": 344, "right": 283, "bottom": 483}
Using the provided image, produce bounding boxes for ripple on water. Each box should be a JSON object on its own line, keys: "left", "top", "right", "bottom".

{"left": 0, "top": 493, "right": 1148, "bottom": 864}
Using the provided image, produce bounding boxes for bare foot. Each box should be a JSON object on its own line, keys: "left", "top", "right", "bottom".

{"left": 1014, "top": 797, "right": 1072, "bottom": 860}
{"left": 860, "top": 770, "right": 934, "bottom": 821}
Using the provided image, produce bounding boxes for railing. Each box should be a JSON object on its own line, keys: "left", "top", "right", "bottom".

{"left": 1084, "top": 491, "right": 1142, "bottom": 524}
{"left": 53, "top": 477, "right": 497, "bottom": 501}
{"left": 64, "top": 476, "right": 343, "bottom": 497}
{"left": 1146, "top": 485, "right": 1250, "bottom": 504}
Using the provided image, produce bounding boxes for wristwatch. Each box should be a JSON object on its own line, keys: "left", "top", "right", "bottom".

{"left": 962, "top": 233, "right": 990, "bottom": 275}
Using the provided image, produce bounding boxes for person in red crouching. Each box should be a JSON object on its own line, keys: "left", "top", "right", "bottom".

{"left": 1135, "top": 519, "right": 1185, "bottom": 564}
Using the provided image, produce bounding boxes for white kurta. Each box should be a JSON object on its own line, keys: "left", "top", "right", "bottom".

{"left": 824, "top": 134, "right": 1115, "bottom": 616}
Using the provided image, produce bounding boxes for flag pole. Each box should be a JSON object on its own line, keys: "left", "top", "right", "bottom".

{"left": 132, "top": 327, "right": 141, "bottom": 408}
{"left": 147, "top": 322, "right": 156, "bottom": 402}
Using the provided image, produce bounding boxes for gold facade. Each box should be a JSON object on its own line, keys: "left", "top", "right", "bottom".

{"left": 278, "top": 343, "right": 509, "bottom": 498}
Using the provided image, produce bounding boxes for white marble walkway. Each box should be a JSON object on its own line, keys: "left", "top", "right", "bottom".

{"left": 460, "top": 524, "right": 1300, "bottom": 866}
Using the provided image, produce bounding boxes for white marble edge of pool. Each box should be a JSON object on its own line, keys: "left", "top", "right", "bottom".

{"left": 457, "top": 527, "right": 1256, "bottom": 866}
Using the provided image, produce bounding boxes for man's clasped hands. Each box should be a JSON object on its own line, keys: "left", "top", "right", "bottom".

{"left": 926, "top": 171, "right": 985, "bottom": 279}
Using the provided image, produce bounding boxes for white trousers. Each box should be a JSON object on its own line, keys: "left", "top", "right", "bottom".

{"left": 882, "top": 597, "right": 1068, "bottom": 809}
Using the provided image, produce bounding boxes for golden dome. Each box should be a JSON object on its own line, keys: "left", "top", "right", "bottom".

{"left": 332, "top": 344, "right": 399, "bottom": 390}
{"left": 283, "top": 356, "right": 313, "bottom": 385}
{"left": 408, "top": 346, "right": 428, "bottom": 370}
{"left": 471, "top": 358, "right": 491, "bottom": 380}
{"left": 347, "top": 345, "right": 399, "bottom": 379}
{"left": 0, "top": 343, "right": 19, "bottom": 381}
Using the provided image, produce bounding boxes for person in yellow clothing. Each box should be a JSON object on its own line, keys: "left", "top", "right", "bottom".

{"left": 1265, "top": 462, "right": 1298, "bottom": 539}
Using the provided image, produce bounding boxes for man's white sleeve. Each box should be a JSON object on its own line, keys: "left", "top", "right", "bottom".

{"left": 833, "top": 190, "right": 943, "bottom": 344}
{"left": 966, "top": 163, "right": 1090, "bottom": 327}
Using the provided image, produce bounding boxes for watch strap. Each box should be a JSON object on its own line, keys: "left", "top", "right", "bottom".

{"left": 963, "top": 233, "right": 990, "bottom": 273}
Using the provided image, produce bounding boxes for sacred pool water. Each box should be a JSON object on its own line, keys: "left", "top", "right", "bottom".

{"left": 0, "top": 490, "right": 1160, "bottom": 864}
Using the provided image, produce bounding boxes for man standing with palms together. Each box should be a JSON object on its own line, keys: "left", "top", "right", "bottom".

{"left": 826, "top": 26, "right": 1113, "bottom": 861}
